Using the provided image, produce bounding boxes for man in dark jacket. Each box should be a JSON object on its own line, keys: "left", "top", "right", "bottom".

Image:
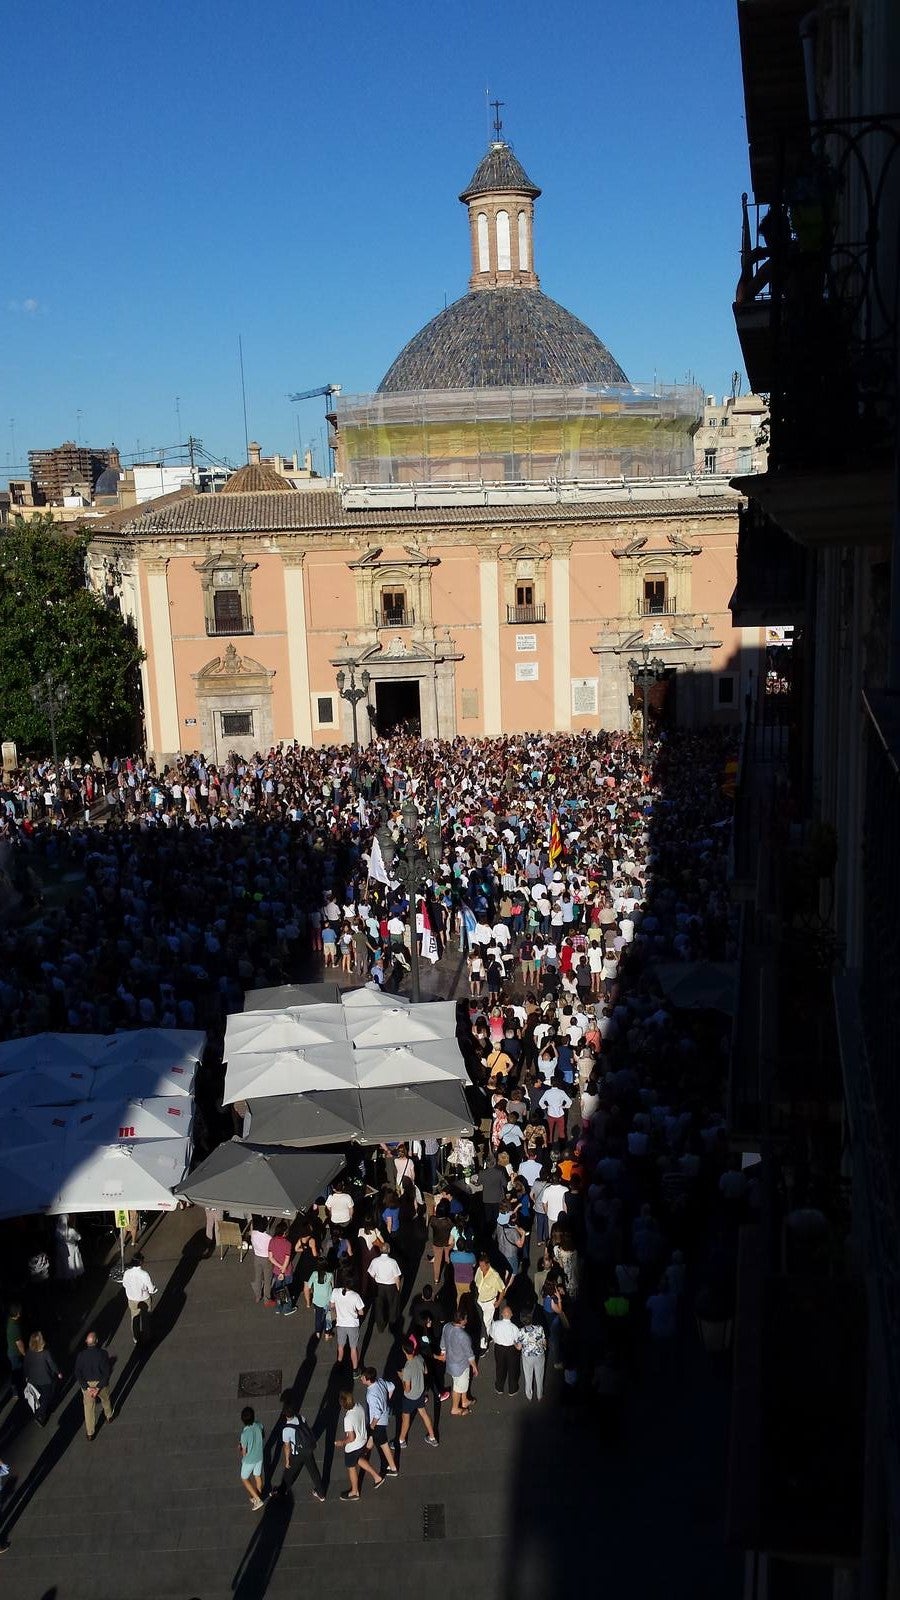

{"left": 74, "top": 1332, "right": 114, "bottom": 1440}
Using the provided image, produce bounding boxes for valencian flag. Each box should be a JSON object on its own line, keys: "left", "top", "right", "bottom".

{"left": 548, "top": 811, "right": 563, "bottom": 865}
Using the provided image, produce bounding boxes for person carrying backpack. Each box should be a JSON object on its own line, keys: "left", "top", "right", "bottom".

{"left": 275, "top": 1390, "right": 325, "bottom": 1501}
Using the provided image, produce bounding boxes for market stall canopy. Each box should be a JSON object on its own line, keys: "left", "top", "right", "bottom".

{"left": 241, "top": 1090, "right": 364, "bottom": 1148}
{"left": 653, "top": 961, "right": 738, "bottom": 1015}
{"left": 344, "top": 1001, "right": 458, "bottom": 1049}
{"left": 97, "top": 1029, "right": 206, "bottom": 1071}
{"left": 0, "top": 1033, "right": 110, "bottom": 1076}
{"left": 175, "top": 1142, "right": 344, "bottom": 1220}
{"left": 0, "top": 1143, "right": 67, "bottom": 1219}
{"left": 0, "top": 1069, "right": 87, "bottom": 1110}
{"left": 222, "top": 1042, "right": 359, "bottom": 1105}
{"left": 89, "top": 1059, "right": 197, "bottom": 1102}
{"left": 339, "top": 988, "right": 410, "bottom": 1011}
{"left": 48, "top": 1136, "right": 192, "bottom": 1214}
{"left": 357, "top": 1080, "right": 474, "bottom": 1144}
{"left": 243, "top": 983, "right": 342, "bottom": 1010}
{"left": 353, "top": 1039, "right": 469, "bottom": 1089}
{"left": 0, "top": 1105, "right": 75, "bottom": 1150}
{"left": 71, "top": 1097, "right": 193, "bottom": 1144}
{"left": 225, "top": 1007, "right": 349, "bottom": 1057}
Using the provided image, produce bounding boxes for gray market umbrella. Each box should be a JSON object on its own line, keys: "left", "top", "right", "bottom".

{"left": 174, "top": 1141, "right": 344, "bottom": 1220}
{"left": 357, "top": 1080, "right": 474, "bottom": 1144}
{"left": 241, "top": 1090, "right": 364, "bottom": 1148}
{"left": 243, "top": 983, "right": 342, "bottom": 1010}
{"left": 653, "top": 961, "right": 737, "bottom": 1015}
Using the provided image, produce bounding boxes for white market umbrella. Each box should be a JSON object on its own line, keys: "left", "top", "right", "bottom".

{"left": 344, "top": 1001, "right": 458, "bottom": 1049}
{"left": 353, "top": 1039, "right": 469, "bottom": 1089}
{"left": 340, "top": 988, "right": 410, "bottom": 1011}
{"left": 0, "top": 1104, "right": 81, "bottom": 1149}
{"left": 0, "top": 1143, "right": 66, "bottom": 1219}
{"left": 46, "top": 1135, "right": 192, "bottom": 1214}
{"left": 89, "top": 1059, "right": 197, "bottom": 1101}
{"left": 0, "top": 1069, "right": 89, "bottom": 1109}
{"left": 226, "top": 1007, "right": 349, "bottom": 1057}
{"left": 98, "top": 1028, "right": 206, "bottom": 1071}
{"left": 222, "top": 1042, "right": 359, "bottom": 1106}
{"left": 70, "top": 1097, "right": 193, "bottom": 1144}
{"left": 0, "top": 1033, "right": 109, "bottom": 1077}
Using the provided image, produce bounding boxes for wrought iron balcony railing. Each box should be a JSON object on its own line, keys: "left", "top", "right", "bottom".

{"left": 733, "top": 114, "right": 900, "bottom": 471}
{"left": 375, "top": 608, "right": 415, "bottom": 628}
{"left": 206, "top": 619, "right": 253, "bottom": 636}
{"left": 507, "top": 603, "right": 546, "bottom": 624}
{"left": 638, "top": 595, "right": 676, "bottom": 616}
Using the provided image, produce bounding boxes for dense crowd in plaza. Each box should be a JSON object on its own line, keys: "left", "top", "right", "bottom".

{"left": 0, "top": 723, "right": 747, "bottom": 1522}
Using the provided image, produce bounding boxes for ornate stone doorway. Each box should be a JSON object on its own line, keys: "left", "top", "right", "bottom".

{"left": 193, "top": 644, "right": 275, "bottom": 763}
{"left": 332, "top": 634, "right": 463, "bottom": 744}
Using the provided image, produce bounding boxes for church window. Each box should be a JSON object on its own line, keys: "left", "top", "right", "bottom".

{"left": 496, "top": 210, "right": 511, "bottom": 271}
{"left": 221, "top": 710, "right": 253, "bottom": 738}
{"left": 518, "top": 210, "right": 528, "bottom": 270}
{"left": 379, "top": 588, "right": 408, "bottom": 626}
{"left": 642, "top": 575, "right": 669, "bottom": 615}
{"left": 477, "top": 212, "right": 489, "bottom": 272}
{"left": 212, "top": 588, "right": 246, "bottom": 634}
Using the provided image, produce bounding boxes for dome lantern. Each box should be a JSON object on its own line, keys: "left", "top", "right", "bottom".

{"left": 459, "top": 109, "right": 541, "bottom": 292}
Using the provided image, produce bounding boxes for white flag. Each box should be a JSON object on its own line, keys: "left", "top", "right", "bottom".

{"left": 367, "top": 835, "right": 391, "bottom": 885}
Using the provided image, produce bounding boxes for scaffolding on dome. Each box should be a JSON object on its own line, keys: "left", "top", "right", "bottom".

{"left": 335, "top": 382, "right": 703, "bottom": 488}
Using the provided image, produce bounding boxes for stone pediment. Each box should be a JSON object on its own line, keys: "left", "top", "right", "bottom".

{"left": 332, "top": 634, "right": 462, "bottom": 668}
{"left": 194, "top": 644, "right": 274, "bottom": 684}
{"left": 349, "top": 545, "right": 438, "bottom": 570}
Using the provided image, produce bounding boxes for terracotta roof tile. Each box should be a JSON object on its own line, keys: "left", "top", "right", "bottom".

{"left": 95, "top": 487, "right": 738, "bottom": 539}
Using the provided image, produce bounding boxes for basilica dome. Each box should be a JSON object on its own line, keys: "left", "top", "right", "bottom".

{"left": 378, "top": 133, "right": 627, "bottom": 393}
{"left": 379, "top": 286, "right": 627, "bottom": 391}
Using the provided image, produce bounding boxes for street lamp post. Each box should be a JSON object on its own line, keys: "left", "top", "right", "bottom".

{"left": 30, "top": 672, "right": 68, "bottom": 771}
{"left": 376, "top": 795, "right": 442, "bottom": 1004}
{"left": 336, "top": 660, "right": 371, "bottom": 751}
{"left": 627, "top": 642, "right": 666, "bottom": 765}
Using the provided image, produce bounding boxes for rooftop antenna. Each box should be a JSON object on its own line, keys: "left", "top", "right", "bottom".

{"left": 175, "top": 395, "right": 183, "bottom": 458}
{"left": 238, "top": 336, "right": 250, "bottom": 461}
{"left": 491, "top": 99, "right": 504, "bottom": 141}
{"left": 731, "top": 369, "right": 742, "bottom": 399}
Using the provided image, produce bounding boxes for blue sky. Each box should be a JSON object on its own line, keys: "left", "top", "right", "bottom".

{"left": 3, "top": 0, "right": 750, "bottom": 480}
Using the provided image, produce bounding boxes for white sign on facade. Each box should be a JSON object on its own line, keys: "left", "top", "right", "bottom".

{"left": 515, "top": 633, "right": 537, "bottom": 653}
{"left": 571, "top": 677, "right": 599, "bottom": 716}
{"left": 515, "top": 662, "right": 539, "bottom": 682}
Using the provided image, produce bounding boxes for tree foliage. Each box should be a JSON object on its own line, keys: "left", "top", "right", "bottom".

{"left": 0, "top": 513, "right": 144, "bottom": 757}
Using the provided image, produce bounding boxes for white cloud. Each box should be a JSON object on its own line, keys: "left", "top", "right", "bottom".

{"left": 7, "top": 297, "right": 42, "bottom": 314}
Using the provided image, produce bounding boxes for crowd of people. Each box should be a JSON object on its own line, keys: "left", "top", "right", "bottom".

{"left": 0, "top": 724, "right": 747, "bottom": 1524}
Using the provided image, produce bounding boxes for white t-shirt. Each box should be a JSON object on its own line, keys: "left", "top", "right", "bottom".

{"left": 326, "top": 1192, "right": 354, "bottom": 1226}
{"left": 342, "top": 1403, "right": 368, "bottom": 1452}
{"left": 368, "top": 1254, "right": 402, "bottom": 1286}
{"left": 542, "top": 1183, "right": 570, "bottom": 1224}
{"left": 330, "top": 1287, "right": 365, "bottom": 1327}
{"left": 491, "top": 1317, "right": 520, "bottom": 1347}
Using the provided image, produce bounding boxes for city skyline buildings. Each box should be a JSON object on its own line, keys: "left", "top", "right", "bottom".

{"left": 3, "top": 0, "right": 749, "bottom": 484}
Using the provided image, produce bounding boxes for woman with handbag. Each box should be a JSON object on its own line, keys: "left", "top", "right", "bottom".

{"left": 23, "top": 1332, "right": 62, "bottom": 1426}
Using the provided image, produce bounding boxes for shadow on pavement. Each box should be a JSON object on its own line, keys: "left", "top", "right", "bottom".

{"left": 231, "top": 1487, "right": 294, "bottom": 1600}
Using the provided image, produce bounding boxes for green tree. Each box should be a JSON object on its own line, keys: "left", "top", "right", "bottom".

{"left": 0, "top": 513, "right": 144, "bottom": 757}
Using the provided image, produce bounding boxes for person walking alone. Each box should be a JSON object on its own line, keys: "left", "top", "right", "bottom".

{"left": 490, "top": 1305, "right": 522, "bottom": 1395}
{"left": 74, "top": 1332, "right": 114, "bottom": 1439}
{"left": 121, "top": 1253, "right": 156, "bottom": 1345}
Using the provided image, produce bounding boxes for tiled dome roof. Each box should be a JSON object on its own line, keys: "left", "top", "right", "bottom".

{"left": 459, "top": 141, "right": 541, "bottom": 202}
{"left": 221, "top": 454, "right": 291, "bottom": 495}
{"left": 378, "top": 288, "right": 628, "bottom": 391}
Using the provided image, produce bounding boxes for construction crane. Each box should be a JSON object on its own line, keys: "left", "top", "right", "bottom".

{"left": 288, "top": 383, "right": 342, "bottom": 478}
